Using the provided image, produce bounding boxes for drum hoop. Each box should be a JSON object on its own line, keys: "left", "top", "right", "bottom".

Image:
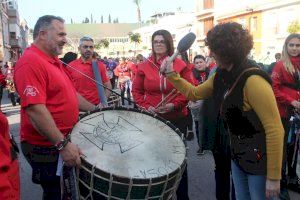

{"left": 77, "top": 106, "right": 184, "bottom": 139}
{"left": 77, "top": 158, "right": 187, "bottom": 199}
{"left": 79, "top": 158, "right": 186, "bottom": 183}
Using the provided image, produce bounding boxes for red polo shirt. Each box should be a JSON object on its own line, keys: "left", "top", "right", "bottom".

{"left": 14, "top": 44, "right": 79, "bottom": 146}
{"left": 0, "top": 112, "right": 20, "bottom": 200}
{"left": 66, "top": 58, "right": 109, "bottom": 105}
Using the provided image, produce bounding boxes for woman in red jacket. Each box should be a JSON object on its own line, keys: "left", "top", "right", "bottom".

{"left": 132, "top": 29, "right": 192, "bottom": 200}
{"left": 272, "top": 33, "right": 300, "bottom": 194}
{"left": 0, "top": 68, "right": 6, "bottom": 113}
{"left": 0, "top": 111, "right": 20, "bottom": 200}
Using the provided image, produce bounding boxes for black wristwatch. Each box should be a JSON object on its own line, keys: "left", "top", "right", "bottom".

{"left": 55, "top": 136, "right": 70, "bottom": 151}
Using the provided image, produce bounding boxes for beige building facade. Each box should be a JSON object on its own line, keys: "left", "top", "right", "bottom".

{"left": 194, "top": 0, "right": 300, "bottom": 63}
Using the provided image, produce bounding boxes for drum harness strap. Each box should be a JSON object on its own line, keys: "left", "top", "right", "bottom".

{"left": 61, "top": 60, "right": 134, "bottom": 106}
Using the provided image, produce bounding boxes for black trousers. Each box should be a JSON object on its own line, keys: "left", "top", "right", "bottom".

{"left": 110, "top": 76, "right": 117, "bottom": 89}
{"left": 0, "top": 85, "right": 3, "bottom": 107}
{"left": 9, "top": 92, "right": 16, "bottom": 106}
{"left": 21, "top": 142, "right": 61, "bottom": 200}
{"left": 213, "top": 152, "right": 236, "bottom": 200}
{"left": 170, "top": 117, "right": 190, "bottom": 200}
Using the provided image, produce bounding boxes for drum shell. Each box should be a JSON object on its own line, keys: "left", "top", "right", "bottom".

{"left": 72, "top": 107, "right": 187, "bottom": 200}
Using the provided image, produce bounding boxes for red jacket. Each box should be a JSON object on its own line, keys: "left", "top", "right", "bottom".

{"left": 272, "top": 58, "right": 300, "bottom": 118}
{"left": 0, "top": 112, "right": 20, "bottom": 200}
{"left": 132, "top": 56, "right": 193, "bottom": 120}
{"left": 114, "top": 62, "right": 131, "bottom": 79}
{"left": 0, "top": 70, "right": 6, "bottom": 87}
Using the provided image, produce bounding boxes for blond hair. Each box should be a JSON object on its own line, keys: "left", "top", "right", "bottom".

{"left": 281, "top": 33, "right": 300, "bottom": 74}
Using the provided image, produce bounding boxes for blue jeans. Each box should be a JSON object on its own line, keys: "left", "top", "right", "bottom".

{"left": 231, "top": 161, "right": 266, "bottom": 200}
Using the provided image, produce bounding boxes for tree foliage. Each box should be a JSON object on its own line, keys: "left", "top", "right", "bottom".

{"left": 129, "top": 32, "right": 142, "bottom": 44}
{"left": 287, "top": 20, "right": 300, "bottom": 34}
{"left": 94, "top": 39, "right": 109, "bottom": 50}
{"left": 82, "top": 17, "right": 89, "bottom": 23}
{"left": 113, "top": 18, "right": 119, "bottom": 23}
{"left": 100, "top": 39, "right": 110, "bottom": 48}
{"left": 129, "top": 32, "right": 142, "bottom": 55}
{"left": 133, "top": 0, "right": 142, "bottom": 26}
{"left": 108, "top": 14, "right": 111, "bottom": 23}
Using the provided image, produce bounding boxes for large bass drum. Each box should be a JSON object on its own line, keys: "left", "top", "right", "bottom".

{"left": 70, "top": 107, "right": 187, "bottom": 200}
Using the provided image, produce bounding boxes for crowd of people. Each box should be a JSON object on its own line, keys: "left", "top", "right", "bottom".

{"left": 0, "top": 14, "right": 299, "bottom": 200}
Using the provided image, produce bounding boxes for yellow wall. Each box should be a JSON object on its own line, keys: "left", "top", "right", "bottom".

{"left": 218, "top": 11, "right": 262, "bottom": 57}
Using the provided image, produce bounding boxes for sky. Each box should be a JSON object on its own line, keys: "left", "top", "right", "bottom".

{"left": 18, "top": 0, "right": 195, "bottom": 28}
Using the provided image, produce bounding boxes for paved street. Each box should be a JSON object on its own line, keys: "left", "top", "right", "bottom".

{"left": 1, "top": 92, "right": 299, "bottom": 200}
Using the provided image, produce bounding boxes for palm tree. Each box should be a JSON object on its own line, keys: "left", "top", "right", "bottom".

{"left": 129, "top": 32, "right": 142, "bottom": 56}
{"left": 100, "top": 39, "right": 110, "bottom": 55}
{"left": 133, "top": 0, "right": 142, "bottom": 27}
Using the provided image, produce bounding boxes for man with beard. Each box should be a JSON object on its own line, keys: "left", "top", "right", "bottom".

{"left": 66, "top": 36, "right": 112, "bottom": 105}
{"left": 14, "top": 15, "right": 97, "bottom": 200}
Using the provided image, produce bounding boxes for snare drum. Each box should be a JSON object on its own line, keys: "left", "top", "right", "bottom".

{"left": 71, "top": 107, "right": 186, "bottom": 200}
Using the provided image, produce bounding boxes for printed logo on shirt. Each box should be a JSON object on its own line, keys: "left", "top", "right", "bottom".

{"left": 271, "top": 71, "right": 280, "bottom": 79}
{"left": 23, "top": 85, "right": 39, "bottom": 96}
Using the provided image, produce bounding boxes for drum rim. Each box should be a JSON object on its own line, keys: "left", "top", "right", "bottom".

{"left": 78, "top": 106, "right": 184, "bottom": 139}
{"left": 79, "top": 158, "right": 187, "bottom": 183}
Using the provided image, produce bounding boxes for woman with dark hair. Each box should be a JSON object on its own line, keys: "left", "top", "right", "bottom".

{"left": 272, "top": 33, "right": 300, "bottom": 194}
{"left": 132, "top": 29, "right": 192, "bottom": 200}
{"left": 60, "top": 51, "right": 77, "bottom": 65}
{"left": 160, "top": 22, "right": 284, "bottom": 199}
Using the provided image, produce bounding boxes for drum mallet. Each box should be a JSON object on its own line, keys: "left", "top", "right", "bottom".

{"left": 169, "top": 32, "right": 196, "bottom": 62}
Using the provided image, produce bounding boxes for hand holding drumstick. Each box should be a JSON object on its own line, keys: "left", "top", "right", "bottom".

{"left": 147, "top": 89, "right": 179, "bottom": 114}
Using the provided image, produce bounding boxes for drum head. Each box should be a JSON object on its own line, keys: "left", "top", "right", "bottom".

{"left": 71, "top": 108, "right": 186, "bottom": 179}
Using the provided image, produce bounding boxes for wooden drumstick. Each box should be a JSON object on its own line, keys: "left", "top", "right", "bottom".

{"left": 155, "top": 89, "right": 179, "bottom": 109}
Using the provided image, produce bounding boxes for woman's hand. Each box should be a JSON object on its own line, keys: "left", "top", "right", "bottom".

{"left": 266, "top": 178, "right": 280, "bottom": 199}
{"left": 160, "top": 57, "right": 174, "bottom": 75}
{"left": 156, "top": 103, "right": 174, "bottom": 113}
{"left": 147, "top": 106, "right": 158, "bottom": 114}
{"left": 291, "top": 100, "right": 300, "bottom": 109}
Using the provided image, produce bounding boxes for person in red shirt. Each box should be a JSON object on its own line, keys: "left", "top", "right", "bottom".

{"left": 0, "top": 111, "right": 20, "bottom": 200}
{"left": 272, "top": 33, "right": 300, "bottom": 195}
{"left": 0, "top": 63, "right": 6, "bottom": 113}
{"left": 66, "top": 36, "right": 111, "bottom": 105}
{"left": 132, "top": 29, "right": 192, "bottom": 200}
{"left": 14, "top": 15, "right": 96, "bottom": 200}
{"left": 114, "top": 57, "right": 132, "bottom": 105}
{"left": 188, "top": 55, "right": 210, "bottom": 155}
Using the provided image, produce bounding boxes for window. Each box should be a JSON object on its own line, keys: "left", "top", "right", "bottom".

{"left": 204, "top": 0, "right": 214, "bottom": 9}
{"left": 10, "top": 32, "right": 16, "bottom": 39}
{"left": 267, "top": 13, "right": 278, "bottom": 34}
{"left": 238, "top": 18, "right": 247, "bottom": 29}
{"left": 204, "top": 17, "right": 214, "bottom": 35}
{"left": 8, "top": 1, "right": 14, "bottom": 9}
{"left": 250, "top": 16, "right": 257, "bottom": 32}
